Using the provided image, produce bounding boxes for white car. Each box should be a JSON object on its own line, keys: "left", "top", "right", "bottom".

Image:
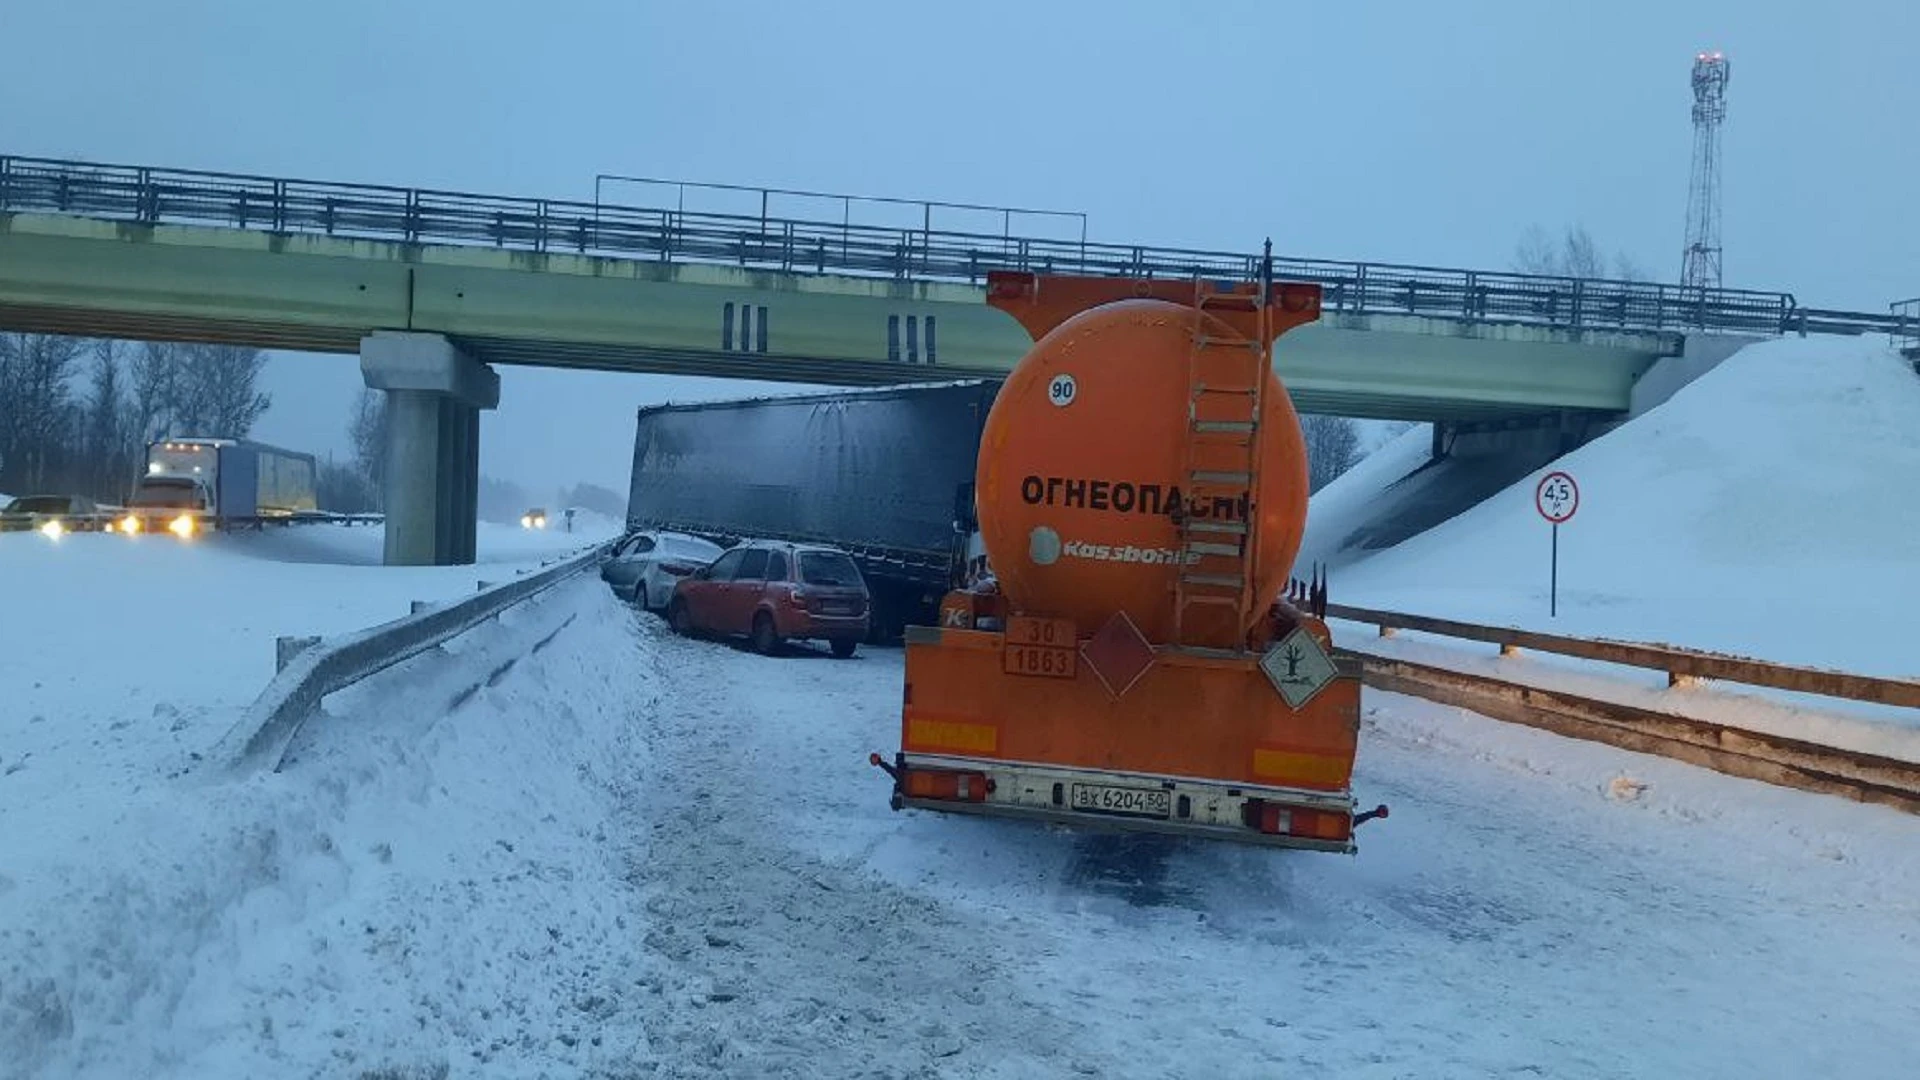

{"left": 602, "top": 530, "right": 726, "bottom": 610}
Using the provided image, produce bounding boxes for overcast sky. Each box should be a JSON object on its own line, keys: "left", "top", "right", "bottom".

{"left": 4, "top": 0, "right": 1914, "bottom": 495}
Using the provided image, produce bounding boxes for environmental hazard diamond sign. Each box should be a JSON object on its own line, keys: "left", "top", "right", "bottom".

{"left": 1081, "top": 611, "right": 1156, "bottom": 698}
{"left": 1261, "top": 627, "right": 1338, "bottom": 709}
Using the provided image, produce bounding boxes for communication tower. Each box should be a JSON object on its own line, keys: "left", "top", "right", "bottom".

{"left": 1681, "top": 51, "right": 1731, "bottom": 290}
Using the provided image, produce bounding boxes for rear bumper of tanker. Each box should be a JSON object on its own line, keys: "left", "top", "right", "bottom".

{"left": 882, "top": 752, "right": 1362, "bottom": 854}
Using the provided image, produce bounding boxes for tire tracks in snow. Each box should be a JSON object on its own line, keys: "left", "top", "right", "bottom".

{"left": 617, "top": 615, "right": 1120, "bottom": 1079}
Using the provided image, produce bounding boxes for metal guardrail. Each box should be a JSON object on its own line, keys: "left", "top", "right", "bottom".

{"left": 2, "top": 152, "right": 1903, "bottom": 338}
{"left": 1895, "top": 298, "right": 1920, "bottom": 358}
{"left": 218, "top": 541, "right": 612, "bottom": 773}
{"left": 1325, "top": 603, "right": 1920, "bottom": 812}
{"left": 1325, "top": 603, "right": 1920, "bottom": 710}
{"left": 1351, "top": 651, "right": 1920, "bottom": 815}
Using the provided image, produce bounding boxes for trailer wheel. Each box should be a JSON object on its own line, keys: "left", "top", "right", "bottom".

{"left": 751, "top": 612, "right": 782, "bottom": 656}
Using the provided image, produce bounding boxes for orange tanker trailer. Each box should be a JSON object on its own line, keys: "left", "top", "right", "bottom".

{"left": 870, "top": 266, "right": 1388, "bottom": 852}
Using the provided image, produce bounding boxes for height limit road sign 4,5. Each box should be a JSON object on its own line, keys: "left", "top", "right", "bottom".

{"left": 1536, "top": 471, "right": 1579, "bottom": 524}
{"left": 1534, "top": 470, "right": 1578, "bottom": 616}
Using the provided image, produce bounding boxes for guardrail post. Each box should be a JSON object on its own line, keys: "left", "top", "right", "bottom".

{"left": 0, "top": 156, "right": 10, "bottom": 211}
{"left": 273, "top": 179, "right": 286, "bottom": 233}
{"left": 276, "top": 635, "right": 322, "bottom": 673}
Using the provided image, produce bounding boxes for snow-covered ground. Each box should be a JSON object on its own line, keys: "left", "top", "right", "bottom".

{"left": 0, "top": 518, "right": 614, "bottom": 824}
{"left": 619, "top": 621, "right": 1920, "bottom": 1078}
{"left": 0, "top": 516, "right": 619, "bottom": 1079}
{"left": 1305, "top": 336, "right": 1920, "bottom": 682}
{"left": 11, "top": 588, "right": 1917, "bottom": 1078}
{"left": 1, "top": 576, "right": 651, "bottom": 1078}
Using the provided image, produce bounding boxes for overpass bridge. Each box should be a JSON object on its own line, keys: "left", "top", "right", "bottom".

{"left": 1, "top": 155, "right": 1906, "bottom": 564}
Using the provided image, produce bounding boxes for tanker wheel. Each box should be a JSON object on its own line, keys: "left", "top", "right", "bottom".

{"left": 751, "top": 612, "right": 783, "bottom": 656}
{"left": 668, "top": 599, "right": 695, "bottom": 637}
{"left": 831, "top": 638, "right": 858, "bottom": 660}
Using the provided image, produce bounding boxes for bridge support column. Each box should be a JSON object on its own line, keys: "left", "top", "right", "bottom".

{"left": 360, "top": 332, "right": 500, "bottom": 566}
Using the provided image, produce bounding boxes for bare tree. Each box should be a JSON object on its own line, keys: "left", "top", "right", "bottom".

{"left": 129, "top": 342, "right": 178, "bottom": 443}
{"left": 83, "top": 341, "right": 134, "bottom": 499}
{"left": 349, "top": 388, "right": 388, "bottom": 504}
{"left": 0, "top": 333, "right": 87, "bottom": 491}
{"left": 171, "top": 344, "right": 271, "bottom": 435}
{"left": 1513, "top": 224, "right": 1642, "bottom": 281}
{"left": 316, "top": 455, "right": 377, "bottom": 513}
{"left": 558, "top": 482, "right": 626, "bottom": 519}
{"left": 1301, "top": 414, "right": 1361, "bottom": 493}
{"left": 1612, "top": 254, "right": 1650, "bottom": 282}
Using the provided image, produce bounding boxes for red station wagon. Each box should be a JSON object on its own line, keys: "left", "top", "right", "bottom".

{"left": 666, "top": 540, "right": 870, "bottom": 658}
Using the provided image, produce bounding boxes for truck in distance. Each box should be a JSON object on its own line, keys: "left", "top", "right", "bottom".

{"left": 122, "top": 437, "right": 318, "bottom": 536}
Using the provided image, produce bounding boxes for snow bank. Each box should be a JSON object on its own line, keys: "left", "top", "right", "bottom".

{"left": 1320, "top": 336, "right": 1920, "bottom": 682}
{"left": 0, "top": 522, "right": 609, "bottom": 798}
{"left": 0, "top": 578, "right": 652, "bottom": 1078}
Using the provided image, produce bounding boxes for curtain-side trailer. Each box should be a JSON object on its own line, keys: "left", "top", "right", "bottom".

{"left": 626, "top": 381, "right": 999, "bottom": 642}
{"left": 129, "top": 437, "right": 319, "bottom": 531}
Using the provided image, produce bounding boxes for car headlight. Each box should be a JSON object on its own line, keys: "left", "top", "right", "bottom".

{"left": 120, "top": 515, "right": 142, "bottom": 534}
{"left": 39, "top": 519, "right": 64, "bottom": 539}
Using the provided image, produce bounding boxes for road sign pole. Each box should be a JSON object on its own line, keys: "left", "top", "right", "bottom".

{"left": 1550, "top": 521, "right": 1558, "bottom": 618}
{"left": 1534, "top": 469, "right": 1577, "bottom": 620}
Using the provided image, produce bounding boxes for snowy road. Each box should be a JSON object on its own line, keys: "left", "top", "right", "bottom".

{"left": 9, "top": 582, "right": 1919, "bottom": 1078}
{"left": 628, "top": 609, "right": 1920, "bottom": 1078}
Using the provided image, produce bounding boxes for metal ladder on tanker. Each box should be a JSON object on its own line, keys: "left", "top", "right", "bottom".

{"left": 1171, "top": 275, "right": 1272, "bottom": 648}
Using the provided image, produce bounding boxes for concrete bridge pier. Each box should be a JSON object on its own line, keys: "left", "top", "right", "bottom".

{"left": 360, "top": 331, "right": 500, "bottom": 566}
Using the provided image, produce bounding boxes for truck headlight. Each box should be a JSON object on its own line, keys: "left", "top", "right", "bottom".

{"left": 120, "top": 515, "right": 142, "bottom": 534}
{"left": 169, "top": 515, "right": 197, "bottom": 538}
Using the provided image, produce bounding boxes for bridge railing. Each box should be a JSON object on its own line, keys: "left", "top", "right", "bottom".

{"left": 1, "top": 153, "right": 1903, "bottom": 338}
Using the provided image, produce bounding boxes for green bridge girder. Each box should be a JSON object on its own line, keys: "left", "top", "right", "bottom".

{"left": 0, "top": 212, "right": 1679, "bottom": 422}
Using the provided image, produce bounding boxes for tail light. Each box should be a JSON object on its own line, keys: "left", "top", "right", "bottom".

{"left": 1243, "top": 799, "right": 1352, "bottom": 843}
{"left": 660, "top": 562, "right": 697, "bottom": 576}
{"left": 902, "top": 768, "right": 993, "bottom": 803}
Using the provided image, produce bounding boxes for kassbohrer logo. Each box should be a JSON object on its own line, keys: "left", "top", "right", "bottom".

{"left": 1062, "top": 541, "right": 1199, "bottom": 565}
{"left": 1020, "top": 475, "right": 1248, "bottom": 521}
